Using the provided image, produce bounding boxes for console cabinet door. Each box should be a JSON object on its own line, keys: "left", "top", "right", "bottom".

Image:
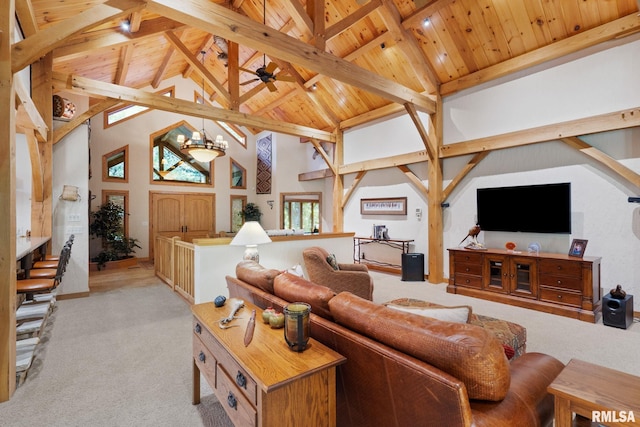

{"left": 509, "top": 257, "right": 538, "bottom": 299}
{"left": 484, "top": 254, "right": 509, "bottom": 293}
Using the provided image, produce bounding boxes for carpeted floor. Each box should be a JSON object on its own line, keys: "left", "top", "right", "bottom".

{"left": 1, "top": 267, "right": 638, "bottom": 426}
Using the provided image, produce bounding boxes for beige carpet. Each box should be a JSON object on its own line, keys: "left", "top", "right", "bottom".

{"left": 1, "top": 269, "right": 638, "bottom": 427}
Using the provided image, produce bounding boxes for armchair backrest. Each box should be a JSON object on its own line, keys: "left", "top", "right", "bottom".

{"left": 302, "top": 246, "right": 334, "bottom": 276}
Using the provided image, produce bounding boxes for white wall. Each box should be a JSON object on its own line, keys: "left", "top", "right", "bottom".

{"left": 15, "top": 134, "right": 31, "bottom": 237}
{"left": 89, "top": 77, "right": 326, "bottom": 258}
{"left": 52, "top": 123, "right": 90, "bottom": 296}
{"left": 343, "top": 37, "right": 640, "bottom": 305}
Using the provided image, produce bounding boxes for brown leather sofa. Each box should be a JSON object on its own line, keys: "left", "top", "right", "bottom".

{"left": 227, "top": 261, "right": 565, "bottom": 427}
{"left": 302, "top": 246, "right": 374, "bottom": 300}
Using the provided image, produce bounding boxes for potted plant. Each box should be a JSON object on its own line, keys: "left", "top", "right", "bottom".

{"left": 89, "top": 201, "right": 141, "bottom": 270}
{"left": 240, "top": 202, "right": 263, "bottom": 222}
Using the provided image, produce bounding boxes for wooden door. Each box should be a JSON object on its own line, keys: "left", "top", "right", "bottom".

{"left": 183, "top": 194, "right": 215, "bottom": 241}
{"left": 150, "top": 192, "right": 215, "bottom": 259}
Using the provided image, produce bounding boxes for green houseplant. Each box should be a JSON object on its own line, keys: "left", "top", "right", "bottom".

{"left": 240, "top": 202, "right": 263, "bottom": 222}
{"left": 89, "top": 201, "right": 140, "bottom": 270}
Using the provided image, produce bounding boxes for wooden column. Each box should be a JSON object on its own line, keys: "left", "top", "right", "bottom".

{"left": 30, "top": 54, "right": 53, "bottom": 238}
{"left": 332, "top": 131, "right": 344, "bottom": 232}
{"left": 0, "top": 0, "right": 17, "bottom": 402}
{"left": 427, "top": 95, "right": 444, "bottom": 283}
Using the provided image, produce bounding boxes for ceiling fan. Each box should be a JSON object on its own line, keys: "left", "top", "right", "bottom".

{"left": 239, "top": 62, "right": 295, "bottom": 92}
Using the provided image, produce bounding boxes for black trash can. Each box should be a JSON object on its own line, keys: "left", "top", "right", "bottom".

{"left": 602, "top": 293, "right": 634, "bottom": 329}
{"left": 401, "top": 253, "right": 424, "bottom": 281}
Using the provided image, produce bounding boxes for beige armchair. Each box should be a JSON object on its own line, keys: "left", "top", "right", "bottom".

{"left": 302, "top": 246, "right": 374, "bottom": 300}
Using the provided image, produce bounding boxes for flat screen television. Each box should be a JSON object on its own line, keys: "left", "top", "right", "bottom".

{"left": 476, "top": 183, "right": 571, "bottom": 234}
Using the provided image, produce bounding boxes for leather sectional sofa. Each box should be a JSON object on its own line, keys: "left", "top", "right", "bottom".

{"left": 226, "top": 260, "right": 565, "bottom": 427}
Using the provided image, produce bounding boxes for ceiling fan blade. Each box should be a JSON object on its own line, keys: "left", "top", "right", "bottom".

{"left": 275, "top": 74, "right": 296, "bottom": 82}
{"left": 264, "top": 62, "right": 278, "bottom": 74}
{"left": 266, "top": 81, "right": 278, "bottom": 92}
{"left": 239, "top": 67, "right": 257, "bottom": 75}
{"left": 240, "top": 78, "right": 259, "bottom": 86}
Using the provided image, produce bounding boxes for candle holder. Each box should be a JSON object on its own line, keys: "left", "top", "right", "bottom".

{"left": 284, "top": 302, "right": 311, "bottom": 352}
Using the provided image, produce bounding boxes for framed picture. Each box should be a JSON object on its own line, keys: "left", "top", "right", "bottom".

{"left": 360, "top": 197, "right": 407, "bottom": 215}
{"left": 568, "top": 239, "right": 588, "bottom": 257}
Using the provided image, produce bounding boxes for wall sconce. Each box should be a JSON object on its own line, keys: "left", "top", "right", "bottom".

{"left": 267, "top": 200, "right": 274, "bottom": 209}
{"left": 60, "top": 185, "right": 80, "bottom": 202}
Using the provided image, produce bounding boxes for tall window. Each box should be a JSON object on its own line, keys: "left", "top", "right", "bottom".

{"left": 102, "top": 190, "right": 129, "bottom": 237}
{"left": 281, "top": 192, "right": 321, "bottom": 233}
{"left": 102, "top": 145, "right": 128, "bottom": 182}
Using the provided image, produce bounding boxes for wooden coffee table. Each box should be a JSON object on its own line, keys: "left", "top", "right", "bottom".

{"left": 548, "top": 359, "right": 640, "bottom": 426}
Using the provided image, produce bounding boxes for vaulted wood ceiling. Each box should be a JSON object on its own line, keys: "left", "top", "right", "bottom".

{"left": 20, "top": 0, "right": 640, "bottom": 137}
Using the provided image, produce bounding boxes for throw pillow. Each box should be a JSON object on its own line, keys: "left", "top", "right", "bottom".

{"left": 326, "top": 254, "right": 339, "bottom": 270}
{"left": 385, "top": 304, "right": 472, "bottom": 324}
{"left": 502, "top": 344, "right": 515, "bottom": 360}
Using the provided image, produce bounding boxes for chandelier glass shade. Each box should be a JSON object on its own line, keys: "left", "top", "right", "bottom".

{"left": 179, "top": 50, "right": 228, "bottom": 163}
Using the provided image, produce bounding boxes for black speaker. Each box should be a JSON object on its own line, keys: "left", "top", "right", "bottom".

{"left": 401, "top": 253, "right": 424, "bottom": 281}
{"left": 602, "top": 294, "right": 634, "bottom": 329}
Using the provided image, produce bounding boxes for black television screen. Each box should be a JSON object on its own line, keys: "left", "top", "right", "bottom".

{"left": 476, "top": 183, "right": 571, "bottom": 234}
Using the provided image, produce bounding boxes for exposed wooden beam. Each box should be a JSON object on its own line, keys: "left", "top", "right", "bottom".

{"left": 333, "top": 130, "right": 344, "bottom": 231}
{"left": 442, "top": 151, "right": 489, "bottom": 201}
{"left": 115, "top": 44, "right": 133, "bottom": 85}
{"left": 282, "top": 0, "right": 313, "bottom": 37}
{"left": 325, "top": 0, "right": 381, "bottom": 41}
{"left": 440, "top": 107, "right": 640, "bottom": 158}
{"left": 23, "top": 128, "right": 43, "bottom": 202}
{"left": 128, "top": 11, "right": 143, "bottom": 32}
{"left": 15, "top": 0, "right": 38, "bottom": 37}
{"left": 53, "top": 17, "right": 185, "bottom": 61}
{"left": 14, "top": 76, "right": 47, "bottom": 141}
{"left": 228, "top": 40, "right": 240, "bottom": 111}
{"left": 309, "top": 139, "right": 337, "bottom": 176}
{"left": 53, "top": 72, "right": 337, "bottom": 142}
{"left": 298, "top": 168, "right": 334, "bottom": 181}
{"left": 163, "top": 31, "right": 231, "bottom": 103}
{"left": 307, "top": 0, "right": 324, "bottom": 50}
{"left": 12, "top": 0, "right": 147, "bottom": 73}
{"left": 340, "top": 149, "right": 429, "bottom": 175}
{"left": 441, "top": 13, "right": 640, "bottom": 96}
{"left": 341, "top": 171, "right": 366, "bottom": 208}
{"left": 561, "top": 137, "right": 640, "bottom": 189}
{"left": 397, "top": 165, "right": 428, "bottom": 199}
{"left": 405, "top": 102, "right": 436, "bottom": 161}
{"left": 147, "top": 0, "right": 436, "bottom": 113}
{"left": 53, "top": 98, "right": 120, "bottom": 145}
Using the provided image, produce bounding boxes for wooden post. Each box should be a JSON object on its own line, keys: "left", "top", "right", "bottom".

{"left": 0, "top": 0, "right": 18, "bottom": 402}
{"left": 427, "top": 94, "right": 444, "bottom": 283}
{"left": 332, "top": 131, "right": 344, "bottom": 232}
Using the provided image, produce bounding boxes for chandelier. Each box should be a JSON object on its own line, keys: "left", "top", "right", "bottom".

{"left": 179, "top": 51, "right": 228, "bottom": 163}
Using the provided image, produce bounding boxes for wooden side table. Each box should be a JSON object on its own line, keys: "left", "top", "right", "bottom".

{"left": 192, "top": 300, "right": 346, "bottom": 427}
{"left": 548, "top": 359, "right": 640, "bottom": 426}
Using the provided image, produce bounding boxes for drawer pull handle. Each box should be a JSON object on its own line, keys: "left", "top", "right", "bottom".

{"left": 198, "top": 351, "right": 206, "bottom": 363}
{"left": 235, "top": 371, "right": 247, "bottom": 389}
{"left": 465, "top": 279, "right": 470, "bottom": 284}
{"left": 195, "top": 324, "right": 202, "bottom": 334}
{"left": 465, "top": 267, "right": 470, "bottom": 272}
{"left": 557, "top": 295, "right": 562, "bottom": 299}
{"left": 227, "top": 392, "right": 237, "bottom": 410}
{"left": 557, "top": 280, "right": 562, "bottom": 285}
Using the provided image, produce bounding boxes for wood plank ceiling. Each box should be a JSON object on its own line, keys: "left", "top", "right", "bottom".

{"left": 23, "top": 0, "right": 640, "bottom": 136}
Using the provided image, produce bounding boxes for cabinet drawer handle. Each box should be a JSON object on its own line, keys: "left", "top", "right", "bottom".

{"left": 465, "top": 267, "right": 470, "bottom": 272}
{"left": 557, "top": 280, "right": 562, "bottom": 285}
{"left": 198, "top": 351, "right": 206, "bottom": 363}
{"left": 227, "top": 392, "right": 237, "bottom": 410}
{"left": 465, "top": 279, "right": 470, "bottom": 284}
{"left": 557, "top": 295, "right": 563, "bottom": 299}
{"left": 194, "top": 323, "right": 202, "bottom": 334}
{"left": 235, "top": 371, "right": 247, "bottom": 389}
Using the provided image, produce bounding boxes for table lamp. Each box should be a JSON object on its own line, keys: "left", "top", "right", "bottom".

{"left": 230, "top": 221, "right": 272, "bottom": 262}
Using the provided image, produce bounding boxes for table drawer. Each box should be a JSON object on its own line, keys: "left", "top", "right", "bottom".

{"left": 453, "top": 252, "right": 483, "bottom": 265}
{"left": 539, "top": 287, "right": 582, "bottom": 307}
{"left": 538, "top": 259, "right": 582, "bottom": 277}
{"left": 454, "top": 273, "right": 483, "bottom": 289}
{"left": 193, "top": 318, "right": 257, "bottom": 405}
{"left": 456, "top": 262, "right": 483, "bottom": 276}
{"left": 193, "top": 334, "right": 217, "bottom": 389}
{"left": 539, "top": 274, "right": 582, "bottom": 291}
{"left": 215, "top": 364, "right": 257, "bottom": 427}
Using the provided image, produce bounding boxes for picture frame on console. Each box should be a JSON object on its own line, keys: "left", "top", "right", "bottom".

{"left": 568, "top": 239, "right": 588, "bottom": 257}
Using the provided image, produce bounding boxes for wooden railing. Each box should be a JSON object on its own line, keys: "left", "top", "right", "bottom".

{"left": 154, "top": 236, "right": 194, "bottom": 304}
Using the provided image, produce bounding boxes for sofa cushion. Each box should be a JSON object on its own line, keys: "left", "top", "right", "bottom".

{"left": 385, "top": 303, "right": 472, "bottom": 323}
{"left": 329, "top": 292, "right": 511, "bottom": 401}
{"left": 326, "top": 253, "right": 339, "bottom": 270}
{"left": 235, "top": 260, "right": 282, "bottom": 294}
{"left": 273, "top": 272, "right": 335, "bottom": 320}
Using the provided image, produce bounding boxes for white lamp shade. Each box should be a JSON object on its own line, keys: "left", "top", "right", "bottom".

{"left": 230, "top": 221, "right": 272, "bottom": 246}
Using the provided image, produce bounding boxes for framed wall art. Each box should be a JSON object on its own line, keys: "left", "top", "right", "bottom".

{"left": 360, "top": 197, "right": 407, "bottom": 215}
